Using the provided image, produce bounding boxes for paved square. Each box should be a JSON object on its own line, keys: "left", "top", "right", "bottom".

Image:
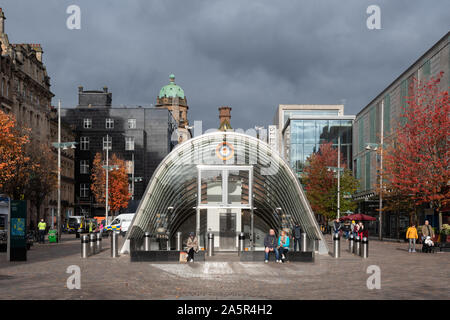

{"left": 0, "top": 235, "right": 449, "bottom": 300}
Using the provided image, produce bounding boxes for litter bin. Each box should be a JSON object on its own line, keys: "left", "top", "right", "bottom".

{"left": 48, "top": 229, "right": 58, "bottom": 243}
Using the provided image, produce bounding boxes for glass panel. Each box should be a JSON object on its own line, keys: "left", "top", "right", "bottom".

{"left": 227, "top": 170, "right": 248, "bottom": 204}
{"left": 203, "top": 170, "right": 223, "bottom": 205}
{"left": 303, "top": 120, "right": 315, "bottom": 144}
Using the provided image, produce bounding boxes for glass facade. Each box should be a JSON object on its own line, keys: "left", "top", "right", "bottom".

{"left": 283, "top": 109, "right": 339, "bottom": 126}
{"left": 123, "top": 131, "right": 328, "bottom": 254}
{"left": 286, "top": 119, "right": 353, "bottom": 174}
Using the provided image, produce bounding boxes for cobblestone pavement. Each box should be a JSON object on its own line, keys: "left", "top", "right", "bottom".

{"left": 0, "top": 234, "right": 449, "bottom": 300}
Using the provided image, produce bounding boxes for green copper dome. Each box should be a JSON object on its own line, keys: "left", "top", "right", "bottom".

{"left": 158, "top": 74, "right": 185, "bottom": 99}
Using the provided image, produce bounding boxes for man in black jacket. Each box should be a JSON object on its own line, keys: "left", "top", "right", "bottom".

{"left": 292, "top": 223, "right": 302, "bottom": 251}
{"left": 264, "top": 229, "right": 280, "bottom": 263}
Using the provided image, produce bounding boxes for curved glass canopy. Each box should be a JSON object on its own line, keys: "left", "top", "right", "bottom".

{"left": 122, "top": 131, "right": 328, "bottom": 254}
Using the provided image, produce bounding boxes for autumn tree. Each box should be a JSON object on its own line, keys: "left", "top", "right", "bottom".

{"left": 24, "top": 143, "right": 57, "bottom": 223}
{"left": 91, "top": 152, "right": 131, "bottom": 216}
{"left": 0, "top": 110, "right": 33, "bottom": 199}
{"left": 302, "top": 142, "right": 358, "bottom": 221}
{"left": 383, "top": 71, "right": 449, "bottom": 229}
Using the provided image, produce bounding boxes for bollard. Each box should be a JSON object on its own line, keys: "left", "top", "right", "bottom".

{"left": 300, "top": 233, "right": 307, "bottom": 252}
{"left": 144, "top": 232, "right": 151, "bottom": 251}
{"left": 207, "top": 233, "right": 214, "bottom": 257}
{"left": 81, "top": 234, "right": 89, "bottom": 258}
{"left": 176, "top": 232, "right": 182, "bottom": 251}
{"left": 354, "top": 235, "right": 361, "bottom": 255}
{"left": 238, "top": 232, "right": 245, "bottom": 255}
{"left": 111, "top": 231, "right": 119, "bottom": 258}
{"left": 362, "top": 237, "right": 369, "bottom": 258}
{"left": 96, "top": 232, "right": 102, "bottom": 253}
{"left": 349, "top": 233, "right": 354, "bottom": 253}
{"left": 333, "top": 233, "right": 340, "bottom": 258}
{"left": 89, "top": 233, "right": 97, "bottom": 255}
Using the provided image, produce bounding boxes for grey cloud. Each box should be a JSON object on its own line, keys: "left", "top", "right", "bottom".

{"left": 1, "top": 0, "right": 449, "bottom": 130}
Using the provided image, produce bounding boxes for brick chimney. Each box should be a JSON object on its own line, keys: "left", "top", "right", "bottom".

{"left": 218, "top": 106, "right": 232, "bottom": 131}
{"left": 219, "top": 106, "right": 231, "bottom": 124}
{"left": 0, "top": 8, "right": 6, "bottom": 34}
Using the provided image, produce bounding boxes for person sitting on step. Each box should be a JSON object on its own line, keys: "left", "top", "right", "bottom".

{"left": 185, "top": 232, "right": 199, "bottom": 262}
{"left": 264, "top": 229, "right": 280, "bottom": 263}
{"left": 278, "top": 230, "right": 290, "bottom": 263}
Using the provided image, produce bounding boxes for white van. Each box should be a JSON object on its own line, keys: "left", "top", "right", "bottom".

{"left": 105, "top": 213, "right": 135, "bottom": 235}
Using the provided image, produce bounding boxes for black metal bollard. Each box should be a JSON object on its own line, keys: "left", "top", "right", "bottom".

{"left": 301, "top": 233, "right": 307, "bottom": 252}
{"left": 144, "top": 232, "right": 151, "bottom": 251}
{"left": 89, "top": 233, "right": 97, "bottom": 255}
{"left": 333, "top": 233, "right": 340, "bottom": 258}
{"left": 362, "top": 237, "right": 369, "bottom": 258}
{"left": 111, "top": 231, "right": 119, "bottom": 257}
{"left": 354, "top": 235, "right": 361, "bottom": 255}
{"left": 238, "top": 232, "right": 245, "bottom": 255}
{"left": 349, "top": 233, "right": 354, "bottom": 253}
{"left": 81, "top": 234, "right": 89, "bottom": 258}
{"left": 207, "top": 233, "right": 214, "bottom": 257}
{"left": 96, "top": 232, "right": 102, "bottom": 253}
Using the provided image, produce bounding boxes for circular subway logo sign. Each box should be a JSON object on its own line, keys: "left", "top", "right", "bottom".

{"left": 216, "top": 141, "right": 234, "bottom": 161}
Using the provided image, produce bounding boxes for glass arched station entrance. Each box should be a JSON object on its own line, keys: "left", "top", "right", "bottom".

{"left": 122, "top": 132, "right": 328, "bottom": 254}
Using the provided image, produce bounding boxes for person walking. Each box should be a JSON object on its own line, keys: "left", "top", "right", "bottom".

{"left": 99, "top": 221, "right": 104, "bottom": 238}
{"left": 351, "top": 220, "right": 357, "bottom": 238}
{"left": 357, "top": 222, "right": 364, "bottom": 239}
{"left": 278, "top": 230, "right": 290, "bottom": 263}
{"left": 88, "top": 220, "right": 94, "bottom": 233}
{"left": 264, "top": 229, "right": 280, "bottom": 263}
{"left": 37, "top": 219, "right": 46, "bottom": 244}
{"left": 292, "top": 222, "right": 302, "bottom": 252}
{"left": 333, "top": 218, "right": 341, "bottom": 236}
{"left": 185, "top": 232, "right": 199, "bottom": 262}
{"left": 421, "top": 220, "right": 435, "bottom": 243}
{"left": 406, "top": 224, "right": 418, "bottom": 253}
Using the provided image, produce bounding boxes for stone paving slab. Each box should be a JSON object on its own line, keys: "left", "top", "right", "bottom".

{"left": 0, "top": 234, "right": 449, "bottom": 300}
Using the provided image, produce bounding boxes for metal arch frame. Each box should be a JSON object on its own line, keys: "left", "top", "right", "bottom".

{"left": 121, "top": 131, "right": 328, "bottom": 254}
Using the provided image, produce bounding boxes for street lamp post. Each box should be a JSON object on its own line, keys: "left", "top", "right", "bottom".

{"left": 327, "top": 135, "right": 343, "bottom": 220}
{"left": 52, "top": 100, "right": 77, "bottom": 241}
{"left": 102, "top": 138, "right": 119, "bottom": 225}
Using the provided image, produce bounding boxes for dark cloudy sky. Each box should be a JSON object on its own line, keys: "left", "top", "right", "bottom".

{"left": 2, "top": 0, "right": 449, "bottom": 129}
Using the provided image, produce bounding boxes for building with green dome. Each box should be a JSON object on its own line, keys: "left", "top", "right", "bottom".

{"left": 156, "top": 74, "right": 190, "bottom": 142}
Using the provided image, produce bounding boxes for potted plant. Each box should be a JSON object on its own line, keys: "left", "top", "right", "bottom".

{"left": 441, "top": 224, "right": 450, "bottom": 243}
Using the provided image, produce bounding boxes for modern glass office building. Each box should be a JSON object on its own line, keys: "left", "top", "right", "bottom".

{"left": 278, "top": 105, "right": 355, "bottom": 175}
{"left": 121, "top": 131, "right": 328, "bottom": 255}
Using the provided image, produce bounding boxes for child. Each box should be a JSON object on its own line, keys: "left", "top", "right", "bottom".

{"left": 406, "top": 224, "right": 418, "bottom": 253}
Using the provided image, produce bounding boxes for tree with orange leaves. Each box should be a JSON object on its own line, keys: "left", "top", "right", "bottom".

{"left": 302, "top": 142, "right": 358, "bottom": 221}
{"left": 383, "top": 72, "right": 449, "bottom": 229}
{"left": 0, "top": 110, "right": 33, "bottom": 199}
{"left": 91, "top": 152, "right": 130, "bottom": 215}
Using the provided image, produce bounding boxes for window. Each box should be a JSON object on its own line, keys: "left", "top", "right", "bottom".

{"left": 125, "top": 160, "right": 133, "bottom": 174}
{"left": 80, "top": 137, "right": 89, "bottom": 150}
{"left": 80, "top": 160, "right": 89, "bottom": 174}
{"left": 106, "top": 118, "right": 114, "bottom": 129}
{"left": 125, "top": 137, "right": 135, "bottom": 151}
{"left": 83, "top": 118, "right": 92, "bottom": 129}
{"left": 80, "top": 184, "right": 89, "bottom": 198}
{"left": 128, "top": 118, "right": 136, "bottom": 129}
{"left": 103, "top": 136, "right": 112, "bottom": 150}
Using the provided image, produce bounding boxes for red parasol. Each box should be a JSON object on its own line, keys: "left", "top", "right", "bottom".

{"left": 339, "top": 213, "right": 376, "bottom": 221}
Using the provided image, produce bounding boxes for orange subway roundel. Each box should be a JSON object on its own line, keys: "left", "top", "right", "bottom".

{"left": 216, "top": 141, "right": 234, "bottom": 161}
